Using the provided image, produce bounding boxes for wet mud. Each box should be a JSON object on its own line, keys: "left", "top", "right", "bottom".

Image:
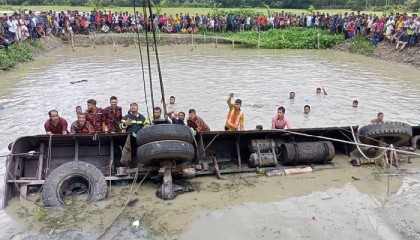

{"left": 3, "top": 153, "right": 420, "bottom": 240}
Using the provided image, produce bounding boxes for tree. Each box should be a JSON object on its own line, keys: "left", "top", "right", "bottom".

{"left": 404, "top": 0, "right": 420, "bottom": 11}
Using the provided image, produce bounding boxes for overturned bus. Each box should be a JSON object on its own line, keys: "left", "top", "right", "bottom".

{"left": 3, "top": 121, "right": 419, "bottom": 207}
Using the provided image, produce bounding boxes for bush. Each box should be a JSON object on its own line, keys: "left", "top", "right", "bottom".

{"left": 0, "top": 39, "right": 45, "bottom": 71}
{"left": 348, "top": 36, "right": 375, "bottom": 55}
{"left": 228, "top": 28, "right": 344, "bottom": 49}
{"left": 209, "top": 8, "right": 264, "bottom": 17}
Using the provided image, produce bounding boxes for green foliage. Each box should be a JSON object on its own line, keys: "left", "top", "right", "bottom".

{"left": 348, "top": 36, "right": 375, "bottom": 55}
{"left": 307, "top": 5, "right": 315, "bottom": 13}
{"left": 209, "top": 8, "right": 264, "bottom": 17}
{"left": 34, "top": 206, "right": 47, "bottom": 221}
{"left": 152, "top": 0, "right": 167, "bottom": 16}
{"left": 228, "top": 28, "right": 344, "bottom": 49}
{"left": 346, "top": 0, "right": 365, "bottom": 11}
{"left": 88, "top": 0, "right": 107, "bottom": 12}
{"left": 0, "top": 39, "right": 45, "bottom": 71}
{"left": 405, "top": 0, "right": 420, "bottom": 11}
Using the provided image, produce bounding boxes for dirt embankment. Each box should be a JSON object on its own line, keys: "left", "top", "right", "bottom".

{"left": 34, "top": 36, "right": 63, "bottom": 57}
{"left": 335, "top": 41, "right": 420, "bottom": 69}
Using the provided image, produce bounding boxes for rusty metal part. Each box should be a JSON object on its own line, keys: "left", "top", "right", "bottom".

{"left": 249, "top": 153, "right": 277, "bottom": 167}
{"left": 155, "top": 160, "right": 195, "bottom": 200}
{"left": 212, "top": 155, "right": 224, "bottom": 180}
{"left": 248, "top": 139, "right": 278, "bottom": 167}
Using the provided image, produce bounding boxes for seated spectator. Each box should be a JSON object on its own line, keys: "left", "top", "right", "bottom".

{"left": 396, "top": 28, "right": 408, "bottom": 50}
{"left": 101, "top": 24, "right": 109, "bottom": 33}
{"left": 0, "top": 33, "right": 11, "bottom": 49}
{"left": 372, "top": 32, "right": 382, "bottom": 45}
{"left": 71, "top": 113, "right": 95, "bottom": 133}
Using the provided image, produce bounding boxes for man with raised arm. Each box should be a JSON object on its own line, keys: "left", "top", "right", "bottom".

{"left": 225, "top": 93, "right": 244, "bottom": 131}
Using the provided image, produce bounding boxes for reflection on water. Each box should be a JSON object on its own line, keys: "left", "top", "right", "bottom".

{"left": 0, "top": 44, "right": 420, "bottom": 236}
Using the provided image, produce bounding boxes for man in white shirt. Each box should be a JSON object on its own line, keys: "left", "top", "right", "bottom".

{"left": 7, "top": 15, "right": 18, "bottom": 40}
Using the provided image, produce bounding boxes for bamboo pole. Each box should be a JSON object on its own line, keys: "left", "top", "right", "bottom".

{"left": 71, "top": 34, "right": 75, "bottom": 52}
{"left": 317, "top": 33, "right": 320, "bottom": 50}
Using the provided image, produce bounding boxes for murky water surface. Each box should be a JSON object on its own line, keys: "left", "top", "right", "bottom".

{"left": 1, "top": 44, "right": 420, "bottom": 239}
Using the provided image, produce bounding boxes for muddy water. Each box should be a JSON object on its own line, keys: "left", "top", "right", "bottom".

{"left": 1, "top": 44, "right": 420, "bottom": 239}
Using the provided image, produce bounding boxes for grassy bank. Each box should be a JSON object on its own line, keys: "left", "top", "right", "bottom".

{"left": 219, "top": 28, "right": 344, "bottom": 49}
{"left": 0, "top": 39, "right": 46, "bottom": 71}
{"left": 348, "top": 36, "right": 375, "bottom": 55}
{"left": 0, "top": 6, "right": 383, "bottom": 15}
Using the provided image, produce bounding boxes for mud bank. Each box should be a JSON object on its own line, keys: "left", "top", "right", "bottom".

{"left": 3, "top": 154, "right": 420, "bottom": 240}
{"left": 334, "top": 41, "right": 420, "bottom": 69}
{"left": 70, "top": 33, "right": 231, "bottom": 47}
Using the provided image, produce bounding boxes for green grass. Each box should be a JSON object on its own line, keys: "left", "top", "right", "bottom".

{"left": 0, "top": 6, "right": 385, "bottom": 16}
{"left": 219, "top": 28, "right": 345, "bottom": 49}
{"left": 0, "top": 39, "right": 46, "bottom": 71}
{"left": 348, "top": 35, "right": 375, "bottom": 55}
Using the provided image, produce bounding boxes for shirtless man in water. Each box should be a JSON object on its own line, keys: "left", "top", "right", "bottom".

{"left": 370, "top": 112, "right": 384, "bottom": 124}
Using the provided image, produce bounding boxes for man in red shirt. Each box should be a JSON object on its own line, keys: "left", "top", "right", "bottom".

{"left": 86, "top": 99, "right": 107, "bottom": 132}
{"left": 71, "top": 113, "right": 95, "bottom": 134}
{"left": 44, "top": 110, "right": 68, "bottom": 135}
{"left": 104, "top": 96, "right": 122, "bottom": 133}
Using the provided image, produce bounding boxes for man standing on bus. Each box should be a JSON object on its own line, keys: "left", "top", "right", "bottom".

{"left": 225, "top": 93, "right": 244, "bottom": 131}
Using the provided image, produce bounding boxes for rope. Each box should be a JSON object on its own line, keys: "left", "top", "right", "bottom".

{"left": 146, "top": 0, "right": 168, "bottom": 122}
{"left": 0, "top": 152, "right": 41, "bottom": 158}
{"left": 43, "top": 134, "right": 53, "bottom": 175}
{"left": 132, "top": 0, "right": 151, "bottom": 121}
{"left": 96, "top": 169, "right": 149, "bottom": 240}
{"left": 204, "top": 133, "right": 219, "bottom": 151}
{"left": 350, "top": 126, "right": 387, "bottom": 161}
{"left": 337, "top": 126, "right": 387, "bottom": 146}
{"left": 274, "top": 128, "right": 420, "bottom": 157}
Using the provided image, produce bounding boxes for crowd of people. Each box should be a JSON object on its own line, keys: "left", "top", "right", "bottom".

{"left": 1, "top": 9, "right": 419, "bottom": 49}
{"left": 43, "top": 91, "right": 385, "bottom": 136}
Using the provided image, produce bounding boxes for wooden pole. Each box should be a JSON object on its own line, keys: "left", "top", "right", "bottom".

{"left": 317, "top": 33, "right": 320, "bottom": 50}
{"left": 71, "top": 34, "right": 75, "bottom": 52}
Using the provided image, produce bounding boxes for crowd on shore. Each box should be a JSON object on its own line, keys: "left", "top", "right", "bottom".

{"left": 1, "top": 9, "right": 419, "bottom": 49}
{"left": 44, "top": 91, "right": 385, "bottom": 136}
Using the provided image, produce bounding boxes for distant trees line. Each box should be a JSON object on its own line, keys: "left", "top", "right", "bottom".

{"left": 2, "top": 0, "right": 420, "bottom": 12}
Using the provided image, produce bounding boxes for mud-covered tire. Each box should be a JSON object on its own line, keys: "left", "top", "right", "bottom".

{"left": 137, "top": 140, "right": 195, "bottom": 166}
{"left": 358, "top": 121, "right": 412, "bottom": 146}
{"left": 42, "top": 161, "right": 107, "bottom": 207}
{"left": 136, "top": 124, "right": 194, "bottom": 146}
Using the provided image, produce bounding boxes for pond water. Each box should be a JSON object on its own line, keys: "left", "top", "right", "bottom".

{"left": 0, "top": 43, "right": 420, "bottom": 239}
